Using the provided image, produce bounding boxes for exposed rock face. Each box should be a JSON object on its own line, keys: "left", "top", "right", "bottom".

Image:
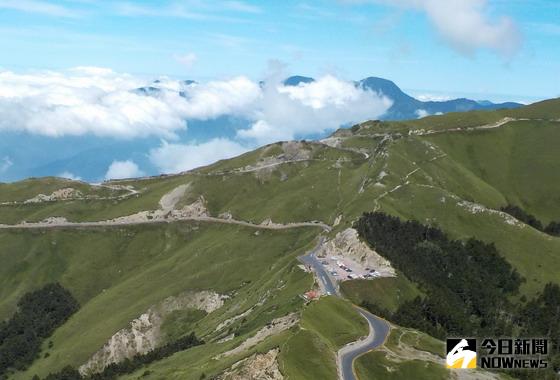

{"left": 217, "top": 349, "right": 283, "bottom": 380}
{"left": 39, "top": 216, "right": 69, "bottom": 225}
{"left": 216, "top": 313, "right": 299, "bottom": 359}
{"left": 240, "top": 141, "right": 314, "bottom": 175}
{"left": 159, "top": 184, "right": 190, "bottom": 212}
{"left": 333, "top": 214, "right": 342, "bottom": 226}
{"left": 24, "top": 188, "right": 83, "bottom": 203}
{"left": 457, "top": 200, "right": 525, "bottom": 227}
{"left": 105, "top": 195, "right": 209, "bottom": 224}
{"left": 171, "top": 196, "right": 208, "bottom": 218}
{"left": 318, "top": 228, "right": 395, "bottom": 277}
{"left": 280, "top": 141, "right": 313, "bottom": 160}
{"left": 79, "top": 291, "right": 227, "bottom": 376}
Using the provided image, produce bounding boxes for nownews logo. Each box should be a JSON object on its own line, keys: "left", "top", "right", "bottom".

{"left": 446, "top": 339, "right": 477, "bottom": 368}
{"left": 446, "top": 337, "right": 549, "bottom": 370}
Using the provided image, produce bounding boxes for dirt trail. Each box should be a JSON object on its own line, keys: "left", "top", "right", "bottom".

{"left": 416, "top": 117, "right": 518, "bottom": 136}
{"left": 0, "top": 184, "right": 331, "bottom": 231}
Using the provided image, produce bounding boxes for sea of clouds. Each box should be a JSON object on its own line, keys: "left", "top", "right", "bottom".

{"left": 0, "top": 66, "right": 392, "bottom": 180}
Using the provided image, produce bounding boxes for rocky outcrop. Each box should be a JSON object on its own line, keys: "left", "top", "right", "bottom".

{"left": 216, "top": 313, "right": 299, "bottom": 359}
{"left": 24, "top": 188, "right": 83, "bottom": 203}
{"left": 39, "top": 216, "right": 69, "bottom": 225}
{"left": 217, "top": 349, "right": 283, "bottom": 380}
{"left": 170, "top": 196, "right": 208, "bottom": 218}
{"left": 457, "top": 200, "right": 525, "bottom": 227}
{"left": 104, "top": 195, "right": 209, "bottom": 225}
{"left": 79, "top": 290, "right": 227, "bottom": 376}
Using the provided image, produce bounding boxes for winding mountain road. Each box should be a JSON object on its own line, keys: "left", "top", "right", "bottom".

{"left": 299, "top": 240, "right": 391, "bottom": 380}
{"left": 338, "top": 309, "right": 390, "bottom": 380}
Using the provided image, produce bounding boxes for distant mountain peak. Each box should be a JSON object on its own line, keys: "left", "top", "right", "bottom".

{"left": 355, "top": 76, "right": 522, "bottom": 120}
{"left": 358, "top": 77, "right": 418, "bottom": 103}
{"left": 283, "top": 76, "right": 315, "bottom": 86}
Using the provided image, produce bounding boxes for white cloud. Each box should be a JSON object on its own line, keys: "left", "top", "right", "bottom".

{"left": 113, "top": 2, "right": 207, "bottom": 20}
{"left": 0, "top": 0, "right": 80, "bottom": 18}
{"left": 415, "top": 93, "right": 453, "bottom": 102}
{"left": 0, "top": 69, "right": 187, "bottom": 139}
{"left": 58, "top": 171, "right": 82, "bottom": 181}
{"left": 180, "top": 76, "right": 261, "bottom": 119}
{"left": 0, "top": 69, "right": 260, "bottom": 139}
{"left": 149, "top": 138, "right": 248, "bottom": 174}
{"left": 174, "top": 52, "right": 198, "bottom": 68}
{"left": 112, "top": 1, "right": 251, "bottom": 22}
{"left": 104, "top": 160, "right": 144, "bottom": 180}
{"left": 237, "top": 120, "right": 289, "bottom": 143}
{"left": 0, "top": 67, "right": 390, "bottom": 147}
{"left": 346, "top": 0, "right": 521, "bottom": 58}
{"left": 237, "top": 74, "right": 392, "bottom": 144}
{"left": 0, "top": 156, "right": 13, "bottom": 173}
{"left": 223, "top": 1, "right": 262, "bottom": 13}
{"left": 415, "top": 109, "right": 430, "bottom": 118}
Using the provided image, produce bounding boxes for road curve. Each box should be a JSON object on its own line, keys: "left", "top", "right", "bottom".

{"left": 299, "top": 240, "right": 391, "bottom": 380}
{"left": 338, "top": 308, "right": 390, "bottom": 380}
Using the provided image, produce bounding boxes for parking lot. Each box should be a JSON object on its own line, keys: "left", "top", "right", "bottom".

{"left": 318, "top": 255, "right": 383, "bottom": 281}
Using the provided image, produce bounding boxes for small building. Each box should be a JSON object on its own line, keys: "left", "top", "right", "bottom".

{"left": 303, "top": 290, "right": 320, "bottom": 301}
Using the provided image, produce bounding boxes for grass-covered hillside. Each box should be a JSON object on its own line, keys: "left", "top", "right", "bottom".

{"left": 1, "top": 98, "right": 559, "bottom": 379}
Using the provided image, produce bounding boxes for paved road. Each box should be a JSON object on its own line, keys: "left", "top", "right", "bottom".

{"left": 0, "top": 215, "right": 331, "bottom": 232}
{"left": 298, "top": 238, "right": 339, "bottom": 296}
{"left": 339, "top": 308, "right": 391, "bottom": 380}
{"left": 299, "top": 239, "right": 391, "bottom": 380}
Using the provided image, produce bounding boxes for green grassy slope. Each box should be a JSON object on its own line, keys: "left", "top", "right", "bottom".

{"left": 301, "top": 296, "right": 368, "bottom": 349}
{"left": 356, "top": 351, "right": 449, "bottom": 380}
{"left": 425, "top": 120, "right": 560, "bottom": 223}
{"left": 1, "top": 99, "right": 559, "bottom": 379}
{"left": 341, "top": 274, "right": 421, "bottom": 313}
{"left": 280, "top": 329, "right": 338, "bottom": 380}
{"left": 0, "top": 174, "right": 191, "bottom": 224}
{"left": 112, "top": 295, "right": 367, "bottom": 380}
{"left": 4, "top": 223, "right": 316, "bottom": 379}
{"left": 0, "top": 177, "right": 119, "bottom": 202}
{"left": 280, "top": 296, "right": 368, "bottom": 380}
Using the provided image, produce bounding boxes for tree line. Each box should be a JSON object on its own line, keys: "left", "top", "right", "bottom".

{"left": 501, "top": 204, "right": 560, "bottom": 236}
{"left": 356, "top": 212, "right": 560, "bottom": 378}
{"left": 0, "top": 283, "right": 79, "bottom": 379}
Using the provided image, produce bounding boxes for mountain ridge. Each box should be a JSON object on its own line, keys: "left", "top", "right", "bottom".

{"left": 283, "top": 75, "right": 523, "bottom": 120}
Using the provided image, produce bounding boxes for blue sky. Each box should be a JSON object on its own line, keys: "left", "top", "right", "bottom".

{"left": 0, "top": 0, "right": 558, "bottom": 102}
